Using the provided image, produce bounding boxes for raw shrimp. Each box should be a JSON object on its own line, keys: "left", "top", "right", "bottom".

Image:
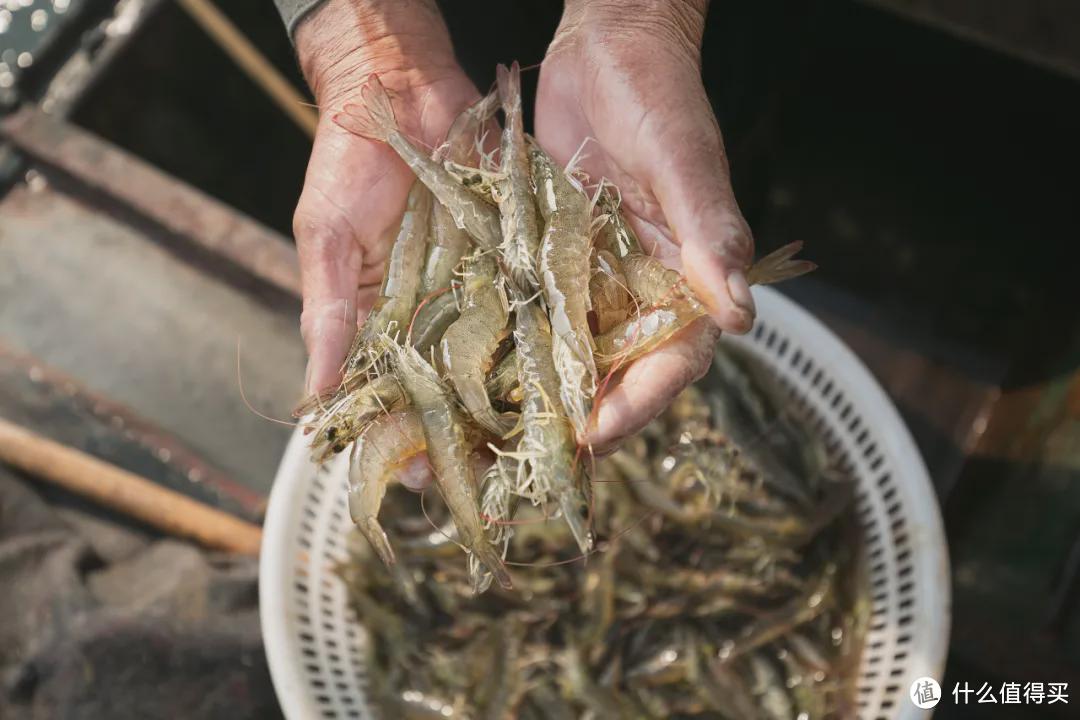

{"left": 304, "top": 372, "right": 406, "bottom": 462}
{"left": 348, "top": 410, "right": 426, "bottom": 567}
{"left": 440, "top": 252, "right": 514, "bottom": 436}
{"left": 444, "top": 160, "right": 501, "bottom": 203}
{"left": 421, "top": 91, "right": 500, "bottom": 296}
{"left": 589, "top": 248, "right": 633, "bottom": 334}
{"left": 344, "top": 181, "right": 433, "bottom": 372}
{"left": 595, "top": 186, "right": 642, "bottom": 259}
{"left": 494, "top": 63, "right": 542, "bottom": 290}
{"left": 335, "top": 75, "right": 502, "bottom": 249}
{"left": 484, "top": 349, "right": 521, "bottom": 405}
{"left": 470, "top": 458, "right": 517, "bottom": 593}
{"left": 530, "top": 142, "right": 597, "bottom": 436}
{"left": 408, "top": 288, "right": 461, "bottom": 357}
{"left": 513, "top": 300, "right": 593, "bottom": 553}
{"left": 595, "top": 242, "right": 815, "bottom": 371}
{"left": 387, "top": 338, "right": 513, "bottom": 589}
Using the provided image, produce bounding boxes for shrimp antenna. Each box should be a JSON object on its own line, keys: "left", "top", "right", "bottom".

{"left": 236, "top": 338, "right": 297, "bottom": 427}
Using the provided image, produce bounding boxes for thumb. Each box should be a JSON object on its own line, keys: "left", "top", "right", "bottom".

{"left": 300, "top": 297, "right": 358, "bottom": 396}
{"left": 651, "top": 103, "right": 755, "bottom": 334}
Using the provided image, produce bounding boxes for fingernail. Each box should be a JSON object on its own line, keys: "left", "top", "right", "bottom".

{"left": 303, "top": 358, "right": 314, "bottom": 396}
{"left": 304, "top": 347, "right": 325, "bottom": 396}
{"left": 726, "top": 270, "right": 755, "bottom": 315}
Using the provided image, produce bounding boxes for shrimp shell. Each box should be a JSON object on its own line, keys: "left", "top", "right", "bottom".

{"left": 344, "top": 181, "right": 433, "bottom": 372}
{"left": 440, "top": 253, "right": 514, "bottom": 435}
{"left": 595, "top": 186, "right": 643, "bottom": 259}
{"left": 530, "top": 142, "right": 597, "bottom": 437}
{"left": 422, "top": 92, "right": 500, "bottom": 296}
{"left": 348, "top": 410, "right": 426, "bottom": 566}
{"left": 494, "top": 62, "right": 542, "bottom": 290}
{"left": 388, "top": 338, "right": 513, "bottom": 589}
{"left": 513, "top": 300, "right": 593, "bottom": 554}
{"left": 306, "top": 372, "right": 407, "bottom": 463}
{"left": 589, "top": 249, "right": 633, "bottom": 334}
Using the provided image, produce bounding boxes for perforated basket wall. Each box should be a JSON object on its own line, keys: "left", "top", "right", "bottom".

{"left": 260, "top": 286, "right": 950, "bottom": 720}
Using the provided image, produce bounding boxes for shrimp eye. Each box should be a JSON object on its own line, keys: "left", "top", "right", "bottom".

{"left": 326, "top": 426, "right": 338, "bottom": 441}
{"left": 332, "top": 442, "right": 347, "bottom": 454}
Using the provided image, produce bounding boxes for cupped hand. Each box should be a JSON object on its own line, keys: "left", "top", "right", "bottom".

{"left": 293, "top": 0, "right": 481, "bottom": 397}
{"left": 535, "top": 0, "right": 754, "bottom": 451}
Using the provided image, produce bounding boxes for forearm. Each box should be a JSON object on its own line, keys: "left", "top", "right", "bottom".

{"left": 292, "top": 0, "right": 460, "bottom": 107}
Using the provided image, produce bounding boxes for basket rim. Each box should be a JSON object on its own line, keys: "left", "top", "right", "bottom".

{"left": 259, "top": 285, "right": 952, "bottom": 720}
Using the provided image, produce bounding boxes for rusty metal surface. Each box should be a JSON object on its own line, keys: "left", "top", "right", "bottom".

{"left": 859, "top": 0, "right": 1080, "bottom": 80}
{"left": 0, "top": 344, "right": 265, "bottom": 521}
{"left": 0, "top": 106, "right": 301, "bottom": 297}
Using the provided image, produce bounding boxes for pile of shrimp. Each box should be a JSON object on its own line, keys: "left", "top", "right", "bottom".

{"left": 298, "top": 62, "right": 814, "bottom": 592}
{"left": 337, "top": 347, "right": 867, "bottom": 719}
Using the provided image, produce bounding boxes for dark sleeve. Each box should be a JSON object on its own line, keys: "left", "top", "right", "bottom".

{"left": 273, "top": 0, "right": 327, "bottom": 41}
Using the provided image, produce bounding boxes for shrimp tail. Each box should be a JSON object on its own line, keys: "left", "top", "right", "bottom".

{"left": 472, "top": 540, "right": 513, "bottom": 590}
{"left": 747, "top": 241, "right": 817, "bottom": 286}
{"left": 558, "top": 484, "right": 594, "bottom": 555}
{"left": 358, "top": 517, "right": 397, "bottom": 568}
{"left": 496, "top": 62, "right": 520, "bottom": 112}
{"left": 335, "top": 74, "right": 398, "bottom": 142}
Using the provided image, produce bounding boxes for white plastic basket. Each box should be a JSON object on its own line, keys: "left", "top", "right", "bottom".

{"left": 260, "top": 286, "right": 951, "bottom": 720}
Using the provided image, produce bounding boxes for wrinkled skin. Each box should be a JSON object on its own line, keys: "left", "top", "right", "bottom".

{"left": 292, "top": 0, "right": 754, "bottom": 458}
{"left": 293, "top": 0, "right": 480, "bottom": 399}
{"left": 536, "top": 0, "right": 755, "bottom": 449}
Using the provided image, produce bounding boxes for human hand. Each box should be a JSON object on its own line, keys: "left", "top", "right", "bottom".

{"left": 535, "top": 0, "right": 754, "bottom": 450}
{"left": 293, "top": 0, "right": 480, "bottom": 396}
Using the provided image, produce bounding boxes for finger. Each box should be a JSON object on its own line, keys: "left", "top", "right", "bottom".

{"left": 294, "top": 195, "right": 366, "bottom": 395}
{"left": 649, "top": 98, "right": 755, "bottom": 334}
{"left": 582, "top": 318, "right": 719, "bottom": 449}
{"left": 300, "top": 298, "right": 356, "bottom": 396}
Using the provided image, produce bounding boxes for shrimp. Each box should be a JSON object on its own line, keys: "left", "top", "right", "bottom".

{"left": 348, "top": 410, "right": 426, "bottom": 567}
{"left": 440, "top": 252, "right": 514, "bottom": 435}
{"left": 409, "top": 288, "right": 460, "bottom": 358}
{"left": 484, "top": 349, "right": 521, "bottom": 405}
{"left": 444, "top": 160, "right": 501, "bottom": 203}
{"left": 421, "top": 91, "right": 500, "bottom": 296}
{"left": 387, "top": 338, "right": 513, "bottom": 589}
{"left": 493, "top": 63, "right": 542, "bottom": 290}
{"left": 344, "top": 181, "right": 433, "bottom": 372}
{"left": 335, "top": 75, "right": 502, "bottom": 249}
{"left": 513, "top": 299, "right": 593, "bottom": 553}
{"left": 595, "top": 242, "right": 815, "bottom": 371}
{"left": 595, "top": 185, "right": 642, "bottom": 259}
{"left": 595, "top": 303, "right": 705, "bottom": 374}
{"left": 589, "top": 248, "right": 633, "bottom": 334}
{"left": 530, "top": 142, "right": 597, "bottom": 437}
{"left": 304, "top": 372, "right": 407, "bottom": 463}
{"left": 470, "top": 458, "right": 517, "bottom": 593}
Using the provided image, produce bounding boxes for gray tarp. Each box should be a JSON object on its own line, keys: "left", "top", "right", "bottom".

{"left": 0, "top": 468, "right": 281, "bottom": 719}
